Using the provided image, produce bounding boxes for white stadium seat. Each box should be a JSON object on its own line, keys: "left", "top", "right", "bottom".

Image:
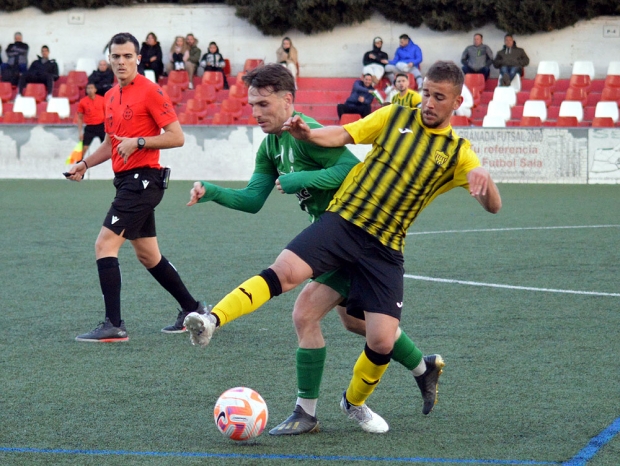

{"left": 594, "top": 101, "right": 619, "bottom": 123}
{"left": 607, "top": 61, "right": 620, "bottom": 76}
{"left": 13, "top": 95, "right": 37, "bottom": 118}
{"left": 76, "top": 58, "right": 97, "bottom": 75}
{"left": 510, "top": 72, "right": 522, "bottom": 92}
{"left": 523, "top": 100, "right": 548, "bottom": 123}
{"left": 46, "top": 97, "right": 71, "bottom": 119}
{"left": 455, "top": 84, "right": 473, "bottom": 118}
{"left": 559, "top": 101, "right": 584, "bottom": 123}
{"left": 492, "top": 86, "right": 517, "bottom": 107}
{"left": 144, "top": 69, "right": 157, "bottom": 83}
{"left": 572, "top": 61, "right": 595, "bottom": 79}
{"left": 486, "top": 100, "right": 511, "bottom": 122}
{"left": 482, "top": 115, "right": 506, "bottom": 127}
{"left": 537, "top": 61, "right": 560, "bottom": 80}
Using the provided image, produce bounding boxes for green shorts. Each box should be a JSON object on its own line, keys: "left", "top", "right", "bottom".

{"left": 313, "top": 268, "right": 351, "bottom": 301}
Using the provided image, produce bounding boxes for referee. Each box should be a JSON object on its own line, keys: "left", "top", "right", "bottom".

{"left": 66, "top": 32, "right": 207, "bottom": 342}
{"left": 77, "top": 82, "right": 105, "bottom": 160}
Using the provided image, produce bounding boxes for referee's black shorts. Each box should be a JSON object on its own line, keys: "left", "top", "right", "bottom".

{"left": 285, "top": 212, "right": 405, "bottom": 320}
{"left": 103, "top": 168, "right": 165, "bottom": 240}
{"left": 83, "top": 123, "right": 105, "bottom": 146}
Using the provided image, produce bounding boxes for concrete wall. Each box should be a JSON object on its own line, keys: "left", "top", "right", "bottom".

{"left": 0, "top": 5, "right": 619, "bottom": 79}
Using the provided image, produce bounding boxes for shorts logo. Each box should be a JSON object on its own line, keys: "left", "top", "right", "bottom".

{"left": 396, "top": 302, "right": 403, "bottom": 308}
{"left": 111, "top": 215, "right": 120, "bottom": 224}
{"left": 142, "top": 180, "right": 149, "bottom": 189}
{"left": 434, "top": 150, "right": 448, "bottom": 166}
{"left": 123, "top": 106, "right": 133, "bottom": 120}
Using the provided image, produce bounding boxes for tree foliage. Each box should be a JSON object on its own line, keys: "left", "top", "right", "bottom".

{"left": 0, "top": 0, "right": 618, "bottom": 35}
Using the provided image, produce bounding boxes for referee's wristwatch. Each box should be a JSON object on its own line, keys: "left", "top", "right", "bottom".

{"left": 137, "top": 137, "right": 146, "bottom": 150}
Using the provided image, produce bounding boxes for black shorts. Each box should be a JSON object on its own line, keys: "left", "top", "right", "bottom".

{"left": 83, "top": 123, "right": 105, "bottom": 146}
{"left": 286, "top": 212, "right": 405, "bottom": 320}
{"left": 103, "top": 168, "right": 165, "bottom": 240}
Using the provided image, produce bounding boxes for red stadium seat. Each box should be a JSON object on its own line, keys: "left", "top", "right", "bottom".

{"left": 601, "top": 86, "right": 620, "bottom": 105}
{"left": 221, "top": 98, "right": 243, "bottom": 120}
{"left": 569, "top": 74, "right": 591, "bottom": 93}
{"left": 38, "top": 111, "right": 60, "bottom": 124}
{"left": 167, "top": 70, "right": 190, "bottom": 91}
{"left": 0, "top": 82, "right": 13, "bottom": 102}
{"left": 185, "top": 98, "right": 208, "bottom": 120}
{"left": 529, "top": 86, "right": 552, "bottom": 107}
{"left": 212, "top": 112, "right": 234, "bottom": 125}
{"left": 520, "top": 116, "right": 542, "bottom": 127}
{"left": 194, "top": 84, "right": 217, "bottom": 104}
{"left": 533, "top": 74, "right": 556, "bottom": 94}
{"left": 24, "top": 83, "right": 48, "bottom": 103}
{"left": 58, "top": 83, "right": 81, "bottom": 103}
{"left": 162, "top": 84, "right": 182, "bottom": 105}
{"left": 67, "top": 71, "right": 88, "bottom": 90}
{"left": 223, "top": 59, "right": 231, "bottom": 77}
{"left": 201, "top": 71, "right": 225, "bottom": 91}
{"left": 340, "top": 114, "right": 362, "bottom": 125}
{"left": 591, "top": 117, "right": 614, "bottom": 127}
{"left": 604, "top": 74, "right": 620, "bottom": 89}
{"left": 228, "top": 84, "right": 248, "bottom": 105}
{"left": 243, "top": 59, "right": 264, "bottom": 72}
{"left": 565, "top": 87, "right": 588, "bottom": 107}
{"left": 247, "top": 114, "right": 258, "bottom": 125}
{"left": 464, "top": 73, "right": 485, "bottom": 97}
{"left": 555, "top": 116, "right": 579, "bottom": 127}
{"left": 177, "top": 112, "right": 199, "bottom": 125}
{"left": 3, "top": 111, "right": 25, "bottom": 123}
{"left": 450, "top": 115, "right": 470, "bottom": 126}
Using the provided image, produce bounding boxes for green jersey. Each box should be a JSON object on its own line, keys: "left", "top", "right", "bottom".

{"left": 198, "top": 112, "right": 359, "bottom": 222}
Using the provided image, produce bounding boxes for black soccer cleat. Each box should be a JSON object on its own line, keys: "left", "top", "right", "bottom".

{"left": 414, "top": 354, "right": 445, "bottom": 415}
{"left": 268, "top": 405, "right": 320, "bottom": 436}
{"left": 161, "top": 302, "right": 209, "bottom": 334}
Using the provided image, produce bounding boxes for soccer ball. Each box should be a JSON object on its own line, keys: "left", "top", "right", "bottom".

{"left": 214, "top": 387, "right": 268, "bottom": 441}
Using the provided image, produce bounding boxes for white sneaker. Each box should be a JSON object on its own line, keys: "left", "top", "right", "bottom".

{"left": 339, "top": 391, "right": 389, "bottom": 433}
{"left": 183, "top": 312, "right": 217, "bottom": 348}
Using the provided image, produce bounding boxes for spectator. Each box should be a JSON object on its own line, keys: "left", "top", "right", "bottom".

{"left": 2, "top": 32, "right": 29, "bottom": 85}
{"left": 362, "top": 37, "right": 389, "bottom": 86}
{"left": 167, "top": 36, "right": 189, "bottom": 73}
{"left": 461, "top": 33, "right": 493, "bottom": 80}
{"left": 77, "top": 82, "right": 106, "bottom": 159}
{"left": 17, "top": 45, "right": 58, "bottom": 101}
{"left": 88, "top": 59, "right": 115, "bottom": 96}
{"left": 138, "top": 32, "right": 164, "bottom": 82}
{"left": 337, "top": 74, "right": 375, "bottom": 119}
{"left": 276, "top": 37, "right": 298, "bottom": 85}
{"left": 197, "top": 41, "right": 229, "bottom": 89}
{"left": 389, "top": 73, "right": 421, "bottom": 109}
{"left": 384, "top": 34, "right": 423, "bottom": 91}
{"left": 185, "top": 33, "right": 201, "bottom": 89}
{"left": 493, "top": 33, "right": 529, "bottom": 86}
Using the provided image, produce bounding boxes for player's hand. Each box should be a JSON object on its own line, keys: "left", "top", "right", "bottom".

{"left": 281, "top": 115, "right": 311, "bottom": 140}
{"left": 467, "top": 167, "right": 490, "bottom": 197}
{"left": 64, "top": 160, "right": 87, "bottom": 182}
{"left": 275, "top": 178, "right": 285, "bottom": 194}
{"left": 187, "top": 181, "right": 206, "bottom": 206}
{"left": 112, "top": 135, "right": 137, "bottom": 164}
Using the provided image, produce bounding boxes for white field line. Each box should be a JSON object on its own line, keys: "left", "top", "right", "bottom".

{"left": 407, "top": 225, "right": 620, "bottom": 236}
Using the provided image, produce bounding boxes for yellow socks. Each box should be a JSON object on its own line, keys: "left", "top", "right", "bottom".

{"left": 345, "top": 344, "right": 391, "bottom": 406}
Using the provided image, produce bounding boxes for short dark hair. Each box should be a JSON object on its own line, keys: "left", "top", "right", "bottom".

{"left": 399, "top": 34, "right": 410, "bottom": 41}
{"left": 108, "top": 32, "right": 140, "bottom": 54}
{"left": 242, "top": 63, "right": 296, "bottom": 100}
{"left": 41, "top": 45, "right": 49, "bottom": 51}
{"left": 474, "top": 33, "right": 483, "bottom": 39}
{"left": 395, "top": 72, "right": 409, "bottom": 80}
{"left": 504, "top": 33, "right": 513, "bottom": 39}
{"left": 425, "top": 61, "right": 464, "bottom": 90}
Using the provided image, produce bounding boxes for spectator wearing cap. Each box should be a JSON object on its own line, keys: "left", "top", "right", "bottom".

{"left": 362, "top": 37, "right": 389, "bottom": 86}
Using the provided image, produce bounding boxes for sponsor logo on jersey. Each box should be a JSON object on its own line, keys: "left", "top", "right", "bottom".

{"left": 398, "top": 128, "right": 413, "bottom": 134}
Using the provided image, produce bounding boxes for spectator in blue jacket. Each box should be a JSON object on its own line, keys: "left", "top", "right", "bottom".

{"left": 337, "top": 74, "right": 376, "bottom": 119}
{"left": 384, "top": 34, "right": 423, "bottom": 91}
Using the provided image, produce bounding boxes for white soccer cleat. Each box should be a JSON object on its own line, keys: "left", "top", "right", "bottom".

{"left": 339, "top": 391, "right": 389, "bottom": 434}
{"left": 183, "top": 312, "right": 217, "bottom": 348}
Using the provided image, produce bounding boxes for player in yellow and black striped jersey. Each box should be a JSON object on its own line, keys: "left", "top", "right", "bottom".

{"left": 185, "top": 61, "right": 502, "bottom": 433}
{"left": 389, "top": 72, "right": 422, "bottom": 109}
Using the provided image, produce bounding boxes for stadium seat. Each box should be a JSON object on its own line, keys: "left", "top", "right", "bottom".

{"left": 454, "top": 85, "right": 473, "bottom": 118}
{"left": 46, "top": 97, "right": 71, "bottom": 119}
{"left": 67, "top": 70, "right": 88, "bottom": 90}
{"left": 247, "top": 114, "right": 258, "bottom": 125}
{"left": 23, "top": 83, "right": 47, "bottom": 103}
{"left": 162, "top": 84, "right": 182, "bottom": 105}
{"left": 607, "top": 61, "right": 620, "bottom": 76}
{"left": 13, "top": 95, "right": 37, "bottom": 118}
{"left": 3, "top": 111, "right": 25, "bottom": 123}
{"left": 569, "top": 74, "right": 591, "bottom": 93}
{"left": 492, "top": 86, "right": 517, "bottom": 107}
{"left": 572, "top": 61, "right": 595, "bottom": 80}
{"left": 201, "top": 71, "right": 225, "bottom": 91}
{"left": 0, "top": 100, "right": 3, "bottom": 117}
{"left": 450, "top": 115, "right": 470, "bottom": 126}
{"left": 185, "top": 98, "right": 208, "bottom": 120}
{"left": 194, "top": 84, "right": 217, "bottom": 104}
{"left": 485, "top": 100, "right": 511, "bottom": 122}
{"left": 235, "top": 72, "right": 246, "bottom": 87}
{"left": 482, "top": 115, "right": 506, "bottom": 127}
{"left": 604, "top": 74, "right": 620, "bottom": 89}
{"left": 0, "top": 82, "right": 14, "bottom": 102}
{"left": 167, "top": 70, "right": 190, "bottom": 90}
{"left": 212, "top": 112, "right": 234, "bottom": 125}
{"left": 223, "top": 59, "right": 231, "bottom": 77}
{"left": 243, "top": 58, "right": 264, "bottom": 72}
{"left": 464, "top": 73, "right": 485, "bottom": 97}
{"left": 339, "top": 114, "right": 361, "bottom": 125}
{"left": 534, "top": 74, "right": 556, "bottom": 93}
{"left": 38, "top": 111, "right": 60, "bottom": 124}
{"left": 601, "top": 86, "right": 620, "bottom": 105}
{"left": 75, "top": 58, "right": 97, "bottom": 75}
{"left": 523, "top": 100, "right": 548, "bottom": 122}
{"left": 591, "top": 117, "right": 614, "bottom": 127}
{"left": 559, "top": 101, "right": 584, "bottom": 123}
{"left": 555, "top": 116, "right": 579, "bottom": 127}
{"left": 564, "top": 87, "right": 588, "bottom": 107}
{"left": 58, "top": 83, "right": 81, "bottom": 103}
{"left": 177, "top": 112, "right": 199, "bottom": 125}
{"left": 520, "top": 116, "right": 542, "bottom": 126}
{"left": 228, "top": 84, "right": 248, "bottom": 105}
{"left": 529, "top": 86, "right": 552, "bottom": 107}
{"left": 509, "top": 72, "right": 522, "bottom": 92}
{"left": 144, "top": 69, "right": 156, "bottom": 83}
{"left": 594, "top": 101, "right": 619, "bottom": 123}
{"left": 537, "top": 61, "right": 560, "bottom": 80}
{"left": 221, "top": 98, "right": 243, "bottom": 120}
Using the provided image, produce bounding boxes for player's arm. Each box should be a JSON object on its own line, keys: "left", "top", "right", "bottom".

{"left": 76, "top": 113, "right": 84, "bottom": 140}
{"left": 65, "top": 134, "right": 113, "bottom": 181}
{"left": 467, "top": 167, "right": 502, "bottom": 214}
{"left": 282, "top": 115, "right": 353, "bottom": 147}
{"left": 187, "top": 173, "right": 276, "bottom": 213}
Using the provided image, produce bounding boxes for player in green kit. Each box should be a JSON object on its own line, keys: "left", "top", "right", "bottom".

{"left": 187, "top": 64, "right": 443, "bottom": 435}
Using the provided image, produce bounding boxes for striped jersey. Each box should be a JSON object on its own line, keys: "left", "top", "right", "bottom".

{"left": 391, "top": 88, "right": 422, "bottom": 109}
{"left": 327, "top": 104, "right": 481, "bottom": 251}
